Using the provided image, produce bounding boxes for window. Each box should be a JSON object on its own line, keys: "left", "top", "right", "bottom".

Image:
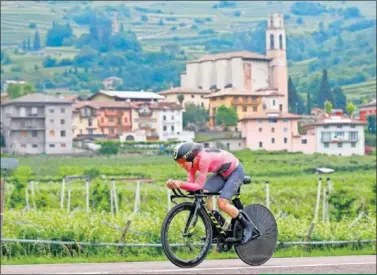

{"left": 253, "top": 106, "right": 257, "bottom": 112}
{"left": 109, "top": 118, "right": 114, "bottom": 123}
{"left": 61, "top": 119, "right": 65, "bottom": 125}
{"left": 171, "top": 115, "right": 174, "bottom": 120}
{"left": 337, "top": 142, "right": 343, "bottom": 148}
{"left": 351, "top": 142, "right": 356, "bottom": 148}
{"left": 49, "top": 119, "right": 54, "bottom": 124}
{"left": 110, "top": 128, "right": 114, "bottom": 134}
{"left": 201, "top": 95, "right": 204, "bottom": 99}
{"left": 270, "top": 34, "right": 275, "bottom": 49}
{"left": 201, "top": 102, "right": 204, "bottom": 107}
{"left": 32, "top": 130, "right": 37, "bottom": 137}
{"left": 283, "top": 119, "right": 288, "bottom": 123}
{"left": 20, "top": 120, "right": 25, "bottom": 127}
{"left": 163, "top": 126, "right": 167, "bottom": 131}
{"left": 271, "top": 128, "right": 275, "bottom": 133}
{"left": 49, "top": 130, "right": 55, "bottom": 137}
{"left": 271, "top": 138, "right": 275, "bottom": 144}
{"left": 61, "top": 130, "right": 66, "bottom": 137}
{"left": 272, "top": 99, "right": 276, "bottom": 106}
{"left": 89, "top": 129, "right": 93, "bottom": 135}
{"left": 49, "top": 108, "right": 54, "bottom": 113}
{"left": 301, "top": 139, "right": 307, "bottom": 144}
{"left": 259, "top": 128, "right": 262, "bottom": 132}
{"left": 163, "top": 115, "right": 166, "bottom": 121}
{"left": 21, "top": 144, "right": 26, "bottom": 148}
{"left": 351, "top": 125, "right": 356, "bottom": 128}
{"left": 61, "top": 108, "right": 65, "bottom": 113}
{"left": 279, "top": 104, "right": 283, "bottom": 112}
{"left": 324, "top": 143, "right": 329, "bottom": 148}
{"left": 350, "top": 131, "right": 358, "bottom": 141}
{"left": 324, "top": 125, "right": 329, "bottom": 129}
{"left": 239, "top": 143, "right": 241, "bottom": 147}
{"left": 336, "top": 125, "right": 342, "bottom": 128}
{"left": 284, "top": 137, "right": 287, "bottom": 144}
{"left": 124, "top": 117, "right": 128, "bottom": 123}
{"left": 268, "top": 119, "right": 277, "bottom": 123}
{"left": 89, "top": 118, "right": 93, "bottom": 126}
{"left": 335, "top": 131, "right": 344, "bottom": 138}
{"left": 258, "top": 120, "right": 263, "bottom": 124}
{"left": 32, "top": 107, "right": 38, "bottom": 114}
{"left": 171, "top": 126, "right": 174, "bottom": 131}
{"left": 61, "top": 143, "right": 66, "bottom": 148}
{"left": 204, "top": 143, "right": 209, "bottom": 148}
{"left": 321, "top": 132, "right": 331, "bottom": 142}
{"left": 243, "top": 106, "right": 247, "bottom": 112}
{"left": 191, "top": 95, "right": 195, "bottom": 99}
{"left": 20, "top": 107, "right": 26, "bottom": 117}
{"left": 32, "top": 144, "right": 37, "bottom": 148}
{"left": 49, "top": 144, "right": 55, "bottom": 148}
{"left": 118, "top": 117, "right": 122, "bottom": 124}
{"left": 283, "top": 127, "right": 288, "bottom": 132}
{"left": 259, "top": 142, "right": 263, "bottom": 148}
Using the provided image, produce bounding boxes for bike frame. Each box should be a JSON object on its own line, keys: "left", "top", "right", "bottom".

{"left": 170, "top": 189, "right": 244, "bottom": 242}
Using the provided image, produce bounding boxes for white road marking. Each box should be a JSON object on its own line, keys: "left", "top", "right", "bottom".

{"left": 142, "top": 261, "right": 377, "bottom": 273}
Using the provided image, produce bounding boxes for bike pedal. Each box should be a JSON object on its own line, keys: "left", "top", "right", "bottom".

{"left": 224, "top": 237, "right": 241, "bottom": 244}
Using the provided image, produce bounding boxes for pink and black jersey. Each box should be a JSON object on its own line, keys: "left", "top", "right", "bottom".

{"left": 180, "top": 149, "right": 240, "bottom": 192}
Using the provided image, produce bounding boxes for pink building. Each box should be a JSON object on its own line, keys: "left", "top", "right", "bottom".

{"left": 239, "top": 110, "right": 316, "bottom": 153}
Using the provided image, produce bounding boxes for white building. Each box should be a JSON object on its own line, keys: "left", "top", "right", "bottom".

{"left": 304, "top": 115, "right": 367, "bottom": 156}
{"left": 181, "top": 13, "right": 288, "bottom": 112}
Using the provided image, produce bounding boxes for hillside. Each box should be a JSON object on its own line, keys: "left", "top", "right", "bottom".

{"left": 1, "top": 1, "right": 376, "bottom": 103}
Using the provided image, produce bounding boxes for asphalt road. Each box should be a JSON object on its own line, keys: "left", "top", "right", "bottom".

{"left": 1, "top": 255, "right": 376, "bottom": 274}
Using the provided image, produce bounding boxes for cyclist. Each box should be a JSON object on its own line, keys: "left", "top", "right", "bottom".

{"left": 166, "top": 141, "right": 253, "bottom": 244}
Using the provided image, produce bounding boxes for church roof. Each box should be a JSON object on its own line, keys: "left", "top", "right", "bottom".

{"left": 188, "top": 51, "right": 271, "bottom": 63}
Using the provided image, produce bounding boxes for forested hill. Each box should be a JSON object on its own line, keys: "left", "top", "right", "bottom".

{"left": 1, "top": 1, "right": 376, "bottom": 105}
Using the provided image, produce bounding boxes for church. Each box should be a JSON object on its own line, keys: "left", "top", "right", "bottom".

{"left": 163, "top": 13, "right": 289, "bottom": 128}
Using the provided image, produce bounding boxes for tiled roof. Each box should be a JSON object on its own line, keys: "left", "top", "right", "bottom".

{"left": 89, "top": 90, "right": 165, "bottom": 100}
{"left": 157, "top": 87, "right": 212, "bottom": 95}
{"left": 239, "top": 111, "right": 301, "bottom": 121}
{"left": 73, "top": 101, "right": 133, "bottom": 110}
{"left": 1, "top": 93, "right": 72, "bottom": 105}
{"left": 188, "top": 51, "right": 271, "bottom": 63}
{"left": 204, "top": 88, "right": 284, "bottom": 98}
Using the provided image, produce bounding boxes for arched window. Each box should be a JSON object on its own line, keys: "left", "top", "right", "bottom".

{"left": 279, "top": 34, "right": 283, "bottom": 50}
{"left": 270, "top": 34, "right": 275, "bottom": 49}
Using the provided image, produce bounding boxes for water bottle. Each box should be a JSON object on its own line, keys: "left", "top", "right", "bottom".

{"left": 212, "top": 210, "right": 225, "bottom": 227}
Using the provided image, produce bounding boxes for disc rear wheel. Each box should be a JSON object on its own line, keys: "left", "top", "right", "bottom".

{"left": 234, "top": 204, "right": 278, "bottom": 266}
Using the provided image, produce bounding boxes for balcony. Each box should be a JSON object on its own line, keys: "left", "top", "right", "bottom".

{"left": 11, "top": 113, "right": 45, "bottom": 118}
{"left": 138, "top": 110, "right": 153, "bottom": 117}
{"left": 231, "top": 98, "right": 260, "bottom": 106}
{"left": 321, "top": 137, "right": 359, "bottom": 143}
{"left": 11, "top": 125, "right": 45, "bottom": 131}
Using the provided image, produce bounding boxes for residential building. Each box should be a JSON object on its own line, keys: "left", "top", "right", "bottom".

{"left": 157, "top": 87, "right": 211, "bottom": 109}
{"left": 205, "top": 88, "right": 284, "bottom": 129}
{"left": 199, "top": 137, "right": 246, "bottom": 151}
{"left": 96, "top": 102, "right": 133, "bottom": 139}
{"left": 72, "top": 101, "right": 102, "bottom": 138}
{"left": 181, "top": 13, "right": 288, "bottom": 115}
{"left": 358, "top": 99, "right": 376, "bottom": 122}
{"left": 1, "top": 94, "right": 73, "bottom": 154}
{"left": 239, "top": 110, "right": 315, "bottom": 153}
{"left": 303, "top": 115, "right": 367, "bottom": 156}
{"left": 102, "top": 77, "right": 123, "bottom": 90}
{"left": 88, "top": 90, "right": 165, "bottom": 103}
{"left": 130, "top": 101, "right": 194, "bottom": 141}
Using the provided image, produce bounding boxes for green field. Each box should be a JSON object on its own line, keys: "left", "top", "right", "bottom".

{"left": 342, "top": 79, "right": 377, "bottom": 100}
{"left": 1, "top": 150, "right": 376, "bottom": 262}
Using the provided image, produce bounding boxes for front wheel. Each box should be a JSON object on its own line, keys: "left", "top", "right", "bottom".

{"left": 161, "top": 202, "right": 213, "bottom": 268}
{"left": 234, "top": 204, "right": 278, "bottom": 266}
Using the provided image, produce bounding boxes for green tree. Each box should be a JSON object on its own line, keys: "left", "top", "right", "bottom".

{"left": 367, "top": 115, "right": 376, "bottom": 134}
{"left": 215, "top": 105, "right": 238, "bottom": 127}
{"left": 177, "top": 94, "right": 184, "bottom": 106}
{"left": 0, "top": 50, "right": 11, "bottom": 65}
{"left": 7, "top": 83, "right": 35, "bottom": 99}
{"left": 182, "top": 103, "right": 209, "bottom": 129}
{"left": 288, "top": 77, "right": 304, "bottom": 114}
{"left": 33, "top": 30, "right": 41, "bottom": 51}
{"left": 317, "top": 69, "right": 333, "bottom": 108}
{"left": 324, "top": 100, "right": 333, "bottom": 114}
{"left": 27, "top": 36, "right": 31, "bottom": 51}
{"left": 22, "top": 39, "right": 27, "bottom": 52}
{"left": 346, "top": 101, "right": 355, "bottom": 117}
{"left": 46, "top": 22, "right": 73, "bottom": 47}
{"left": 307, "top": 91, "right": 312, "bottom": 114}
{"left": 332, "top": 86, "right": 347, "bottom": 111}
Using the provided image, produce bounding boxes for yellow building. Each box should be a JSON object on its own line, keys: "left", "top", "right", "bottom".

{"left": 204, "top": 88, "right": 284, "bottom": 128}
{"left": 157, "top": 87, "right": 211, "bottom": 109}
{"left": 72, "top": 101, "right": 102, "bottom": 137}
